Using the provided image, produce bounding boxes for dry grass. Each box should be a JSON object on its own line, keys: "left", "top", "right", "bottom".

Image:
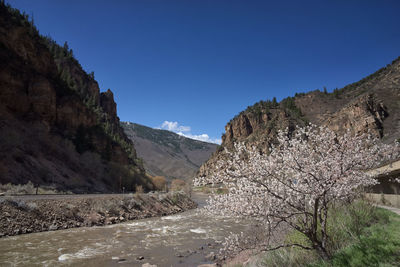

{"left": 0, "top": 181, "right": 64, "bottom": 195}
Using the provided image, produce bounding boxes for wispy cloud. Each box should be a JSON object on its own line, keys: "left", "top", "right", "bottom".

{"left": 161, "top": 121, "right": 191, "bottom": 133}
{"left": 177, "top": 132, "right": 221, "bottom": 144}
{"left": 158, "top": 121, "right": 221, "bottom": 144}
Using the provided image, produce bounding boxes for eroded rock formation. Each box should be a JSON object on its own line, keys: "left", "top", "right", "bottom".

{"left": 199, "top": 57, "right": 400, "bottom": 178}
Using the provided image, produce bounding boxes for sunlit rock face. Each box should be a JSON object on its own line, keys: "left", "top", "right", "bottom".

{"left": 199, "top": 57, "right": 400, "bottom": 178}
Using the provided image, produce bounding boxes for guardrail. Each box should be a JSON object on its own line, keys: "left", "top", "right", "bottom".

{"left": 365, "top": 193, "right": 400, "bottom": 209}
{"left": 367, "top": 159, "right": 400, "bottom": 195}
{"left": 367, "top": 159, "right": 400, "bottom": 178}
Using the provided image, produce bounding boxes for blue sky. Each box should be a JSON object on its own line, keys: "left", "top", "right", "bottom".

{"left": 7, "top": 0, "right": 400, "bottom": 144}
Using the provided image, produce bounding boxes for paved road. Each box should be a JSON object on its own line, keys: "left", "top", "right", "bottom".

{"left": 0, "top": 193, "right": 141, "bottom": 201}
{"left": 376, "top": 204, "right": 400, "bottom": 215}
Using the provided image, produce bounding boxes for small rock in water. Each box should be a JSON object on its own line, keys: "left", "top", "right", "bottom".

{"left": 118, "top": 258, "right": 127, "bottom": 262}
{"left": 136, "top": 256, "right": 144, "bottom": 261}
{"left": 186, "top": 249, "right": 195, "bottom": 255}
{"left": 205, "top": 252, "right": 216, "bottom": 260}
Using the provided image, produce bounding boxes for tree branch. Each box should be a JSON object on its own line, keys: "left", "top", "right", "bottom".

{"left": 259, "top": 243, "right": 313, "bottom": 252}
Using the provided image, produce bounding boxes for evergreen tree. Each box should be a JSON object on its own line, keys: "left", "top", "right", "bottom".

{"left": 333, "top": 88, "right": 340, "bottom": 98}
{"left": 63, "top": 41, "right": 69, "bottom": 54}
{"left": 272, "top": 97, "right": 277, "bottom": 106}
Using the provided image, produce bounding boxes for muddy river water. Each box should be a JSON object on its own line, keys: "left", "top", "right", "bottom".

{"left": 0, "top": 193, "right": 249, "bottom": 267}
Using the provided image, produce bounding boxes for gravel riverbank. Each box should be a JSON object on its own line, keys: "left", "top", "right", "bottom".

{"left": 0, "top": 192, "right": 197, "bottom": 238}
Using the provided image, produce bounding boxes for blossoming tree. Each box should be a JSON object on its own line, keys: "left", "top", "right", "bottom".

{"left": 195, "top": 125, "right": 399, "bottom": 259}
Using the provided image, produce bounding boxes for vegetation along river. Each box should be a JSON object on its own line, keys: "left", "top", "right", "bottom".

{"left": 0, "top": 193, "right": 249, "bottom": 267}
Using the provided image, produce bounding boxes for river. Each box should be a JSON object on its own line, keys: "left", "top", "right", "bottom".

{"left": 0, "top": 193, "right": 249, "bottom": 267}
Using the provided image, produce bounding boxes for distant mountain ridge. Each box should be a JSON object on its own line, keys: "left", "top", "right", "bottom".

{"left": 199, "top": 57, "right": 400, "bottom": 178}
{"left": 121, "top": 122, "right": 217, "bottom": 182}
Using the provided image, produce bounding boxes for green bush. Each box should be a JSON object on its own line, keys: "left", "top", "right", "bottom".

{"left": 329, "top": 229, "right": 400, "bottom": 266}
{"left": 259, "top": 201, "right": 400, "bottom": 267}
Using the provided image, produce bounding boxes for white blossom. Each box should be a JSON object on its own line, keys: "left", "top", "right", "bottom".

{"left": 195, "top": 124, "right": 399, "bottom": 259}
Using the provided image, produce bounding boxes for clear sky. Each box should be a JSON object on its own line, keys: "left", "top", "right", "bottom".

{"left": 7, "top": 0, "right": 400, "bottom": 144}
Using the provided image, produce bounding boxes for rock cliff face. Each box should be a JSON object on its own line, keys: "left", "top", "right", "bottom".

{"left": 199, "top": 57, "right": 400, "bottom": 178}
{"left": 0, "top": 3, "right": 150, "bottom": 192}
{"left": 222, "top": 108, "right": 303, "bottom": 146}
{"left": 323, "top": 94, "right": 387, "bottom": 137}
{"left": 100, "top": 90, "right": 117, "bottom": 119}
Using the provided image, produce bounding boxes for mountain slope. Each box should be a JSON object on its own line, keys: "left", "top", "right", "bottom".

{"left": 0, "top": 3, "right": 151, "bottom": 193}
{"left": 199, "top": 57, "right": 400, "bottom": 178}
{"left": 121, "top": 122, "right": 217, "bottom": 182}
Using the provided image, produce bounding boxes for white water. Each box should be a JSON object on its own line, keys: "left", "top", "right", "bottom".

{"left": 0, "top": 194, "right": 249, "bottom": 267}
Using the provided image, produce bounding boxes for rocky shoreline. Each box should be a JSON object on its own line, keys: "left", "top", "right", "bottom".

{"left": 0, "top": 192, "right": 197, "bottom": 238}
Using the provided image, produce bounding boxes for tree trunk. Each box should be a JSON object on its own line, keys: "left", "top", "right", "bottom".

{"left": 315, "top": 244, "right": 330, "bottom": 260}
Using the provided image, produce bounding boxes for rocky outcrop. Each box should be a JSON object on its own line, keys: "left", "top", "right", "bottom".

{"left": 222, "top": 107, "right": 300, "bottom": 147}
{"left": 223, "top": 114, "right": 253, "bottom": 144}
{"left": 199, "top": 57, "right": 400, "bottom": 178}
{"left": 0, "top": 3, "right": 148, "bottom": 192}
{"left": 0, "top": 192, "right": 197, "bottom": 238}
{"left": 100, "top": 89, "right": 117, "bottom": 119}
{"left": 199, "top": 104, "right": 306, "bottom": 178}
{"left": 324, "top": 94, "right": 387, "bottom": 137}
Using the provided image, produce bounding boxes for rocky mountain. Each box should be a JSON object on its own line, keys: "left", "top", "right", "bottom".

{"left": 199, "top": 57, "right": 400, "bottom": 178}
{"left": 0, "top": 3, "right": 152, "bottom": 193}
{"left": 121, "top": 122, "right": 217, "bottom": 182}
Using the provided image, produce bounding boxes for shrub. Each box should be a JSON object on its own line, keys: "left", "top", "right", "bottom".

{"left": 259, "top": 201, "right": 400, "bottom": 266}
{"left": 0, "top": 181, "right": 37, "bottom": 195}
{"left": 170, "top": 179, "right": 186, "bottom": 192}
{"left": 135, "top": 185, "right": 144, "bottom": 194}
{"left": 150, "top": 175, "right": 167, "bottom": 191}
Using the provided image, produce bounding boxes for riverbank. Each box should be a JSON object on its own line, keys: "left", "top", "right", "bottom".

{"left": 0, "top": 192, "right": 197, "bottom": 238}
{"left": 0, "top": 193, "right": 248, "bottom": 266}
{"left": 225, "top": 201, "right": 400, "bottom": 267}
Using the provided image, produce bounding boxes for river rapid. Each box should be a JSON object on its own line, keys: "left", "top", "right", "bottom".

{"left": 0, "top": 193, "right": 249, "bottom": 267}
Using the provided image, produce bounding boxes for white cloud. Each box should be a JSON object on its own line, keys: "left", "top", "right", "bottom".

{"left": 177, "top": 132, "right": 222, "bottom": 145}
{"left": 158, "top": 121, "right": 221, "bottom": 144}
{"left": 161, "top": 121, "right": 191, "bottom": 132}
